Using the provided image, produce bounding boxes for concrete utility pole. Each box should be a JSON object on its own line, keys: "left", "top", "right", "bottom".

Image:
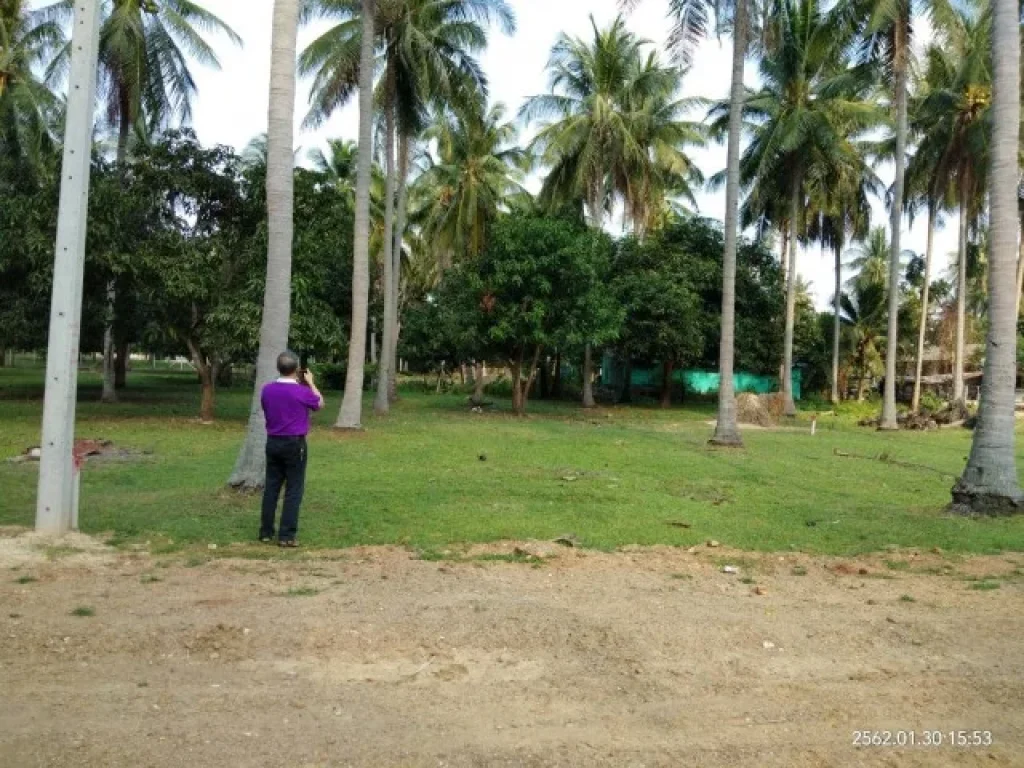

{"left": 36, "top": 0, "right": 102, "bottom": 534}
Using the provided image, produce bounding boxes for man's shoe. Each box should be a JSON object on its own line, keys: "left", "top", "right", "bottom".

{"left": 278, "top": 539, "right": 299, "bottom": 548}
{"left": 260, "top": 536, "right": 273, "bottom": 544}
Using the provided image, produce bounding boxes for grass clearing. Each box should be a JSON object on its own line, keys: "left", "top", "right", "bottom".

{"left": 2, "top": 367, "right": 1024, "bottom": 556}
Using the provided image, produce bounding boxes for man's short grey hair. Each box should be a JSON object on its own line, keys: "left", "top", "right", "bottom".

{"left": 277, "top": 350, "right": 300, "bottom": 376}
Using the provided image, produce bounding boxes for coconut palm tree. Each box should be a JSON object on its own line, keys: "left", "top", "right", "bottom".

{"left": 620, "top": 0, "right": 754, "bottom": 445}
{"left": 904, "top": 56, "right": 958, "bottom": 413}
{"left": 309, "top": 138, "right": 359, "bottom": 189}
{"left": 412, "top": 101, "right": 529, "bottom": 267}
{"left": 302, "top": 0, "right": 513, "bottom": 417}
{"left": 0, "top": 0, "right": 63, "bottom": 170}
{"left": 910, "top": 10, "right": 991, "bottom": 403}
{"left": 805, "top": 138, "right": 877, "bottom": 403}
{"left": 522, "top": 16, "right": 704, "bottom": 407}
{"left": 722, "top": 0, "right": 878, "bottom": 416}
{"left": 44, "top": 0, "right": 240, "bottom": 403}
{"left": 227, "top": 0, "right": 300, "bottom": 489}
{"left": 336, "top": 0, "right": 376, "bottom": 430}
{"left": 841, "top": 280, "right": 888, "bottom": 401}
{"left": 846, "top": 0, "right": 964, "bottom": 426}
{"left": 953, "top": 0, "right": 1021, "bottom": 513}
{"left": 846, "top": 227, "right": 895, "bottom": 290}
{"left": 44, "top": 0, "right": 240, "bottom": 161}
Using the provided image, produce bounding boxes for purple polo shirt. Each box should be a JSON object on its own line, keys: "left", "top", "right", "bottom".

{"left": 261, "top": 379, "right": 322, "bottom": 437}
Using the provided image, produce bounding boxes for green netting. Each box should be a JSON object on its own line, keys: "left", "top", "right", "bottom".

{"left": 601, "top": 355, "right": 801, "bottom": 400}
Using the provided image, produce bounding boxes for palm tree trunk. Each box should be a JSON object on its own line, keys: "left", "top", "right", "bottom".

{"left": 954, "top": 169, "right": 969, "bottom": 403}
{"left": 953, "top": 0, "right": 1023, "bottom": 513}
{"left": 831, "top": 241, "right": 842, "bottom": 404}
{"left": 880, "top": 14, "right": 909, "bottom": 430}
{"left": 336, "top": 0, "right": 376, "bottom": 430}
{"left": 778, "top": 226, "right": 789, "bottom": 392}
{"left": 782, "top": 169, "right": 801, "bottom": 417}
{"left": 912, "top": 206, "right": 936, "bottom": 413}
{"left": 103, "top": 94, "right": 134, "bottom": 405}
{"left": 373, "top": 77, "right": 397, "bottom": 416}
{"left": 580, "top": 187, "right": 602, "bottom": 411}
{"left": 711, "top": 0, "right": 747, "bottom": 446}
{"left": 388, "top": 134, "right": 410, "bottom": 404}
{"left": 228, "top": 0, "right": 299, "bottom": 488}
{"left": 100, "top": 279, "right": 116, "bottom": 403}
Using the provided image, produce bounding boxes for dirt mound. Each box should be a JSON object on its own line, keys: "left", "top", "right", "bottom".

{"left": 736, "top": 393, "right": 783, "bottom": 427}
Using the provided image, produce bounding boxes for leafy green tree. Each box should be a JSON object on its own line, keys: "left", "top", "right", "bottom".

{"left": 612, "top": 233, "right": 703, "bottom": 407}
{"left": 610, "top": 216, "right": 788, "bottom": 400}
{"left": 44, "top": 0, "right": 240, "bottom": 403}
{"left": 440, "top": 214, "right": 620, "bottom": 414}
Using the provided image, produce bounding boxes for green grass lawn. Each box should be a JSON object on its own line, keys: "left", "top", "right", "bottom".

{"left": 2, "top": 365, "right": 1024, "bottom": 555}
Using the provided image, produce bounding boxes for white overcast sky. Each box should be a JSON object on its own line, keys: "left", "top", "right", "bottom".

{"left": 127, "top": 0, "right": 959, "bottom": 308}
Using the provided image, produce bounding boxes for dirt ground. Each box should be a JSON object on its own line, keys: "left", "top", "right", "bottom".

{"left": 1, "top": 531, "right": 1023, "bottom": 768}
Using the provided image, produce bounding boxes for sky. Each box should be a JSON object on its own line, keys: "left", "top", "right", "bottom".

{"left": 167, "top": 0, "right": 953, "bottom": 309}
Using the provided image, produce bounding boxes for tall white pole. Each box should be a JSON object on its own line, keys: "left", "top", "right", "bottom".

{"left": 36, "top": 0, "right": 102, "bottom": 534}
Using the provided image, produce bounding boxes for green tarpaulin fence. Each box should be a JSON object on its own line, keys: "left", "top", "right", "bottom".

{"left": 602, "top": 355, "right": 801, "bottom": 400}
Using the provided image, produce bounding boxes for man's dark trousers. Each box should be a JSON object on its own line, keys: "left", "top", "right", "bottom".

{"left": 260, "top": 436, "right": 307, "bottom": 541}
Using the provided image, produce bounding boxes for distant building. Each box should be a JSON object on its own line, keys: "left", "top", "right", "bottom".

{"left": 898, "top": 344, "right": 984, "bottom": 402}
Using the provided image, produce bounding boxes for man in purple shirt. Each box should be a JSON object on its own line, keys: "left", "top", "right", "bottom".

{"left": 260, "top": 351, "right": 324, "bottom": 547}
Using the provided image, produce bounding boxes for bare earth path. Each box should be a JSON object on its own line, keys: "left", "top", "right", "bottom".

{"left": 1, "top": 532, "right": 1023, "bottom": 767}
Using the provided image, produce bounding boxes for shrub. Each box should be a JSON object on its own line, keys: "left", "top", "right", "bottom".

{"left": 309, "top": 362, "right": 375, "bottom": 392}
